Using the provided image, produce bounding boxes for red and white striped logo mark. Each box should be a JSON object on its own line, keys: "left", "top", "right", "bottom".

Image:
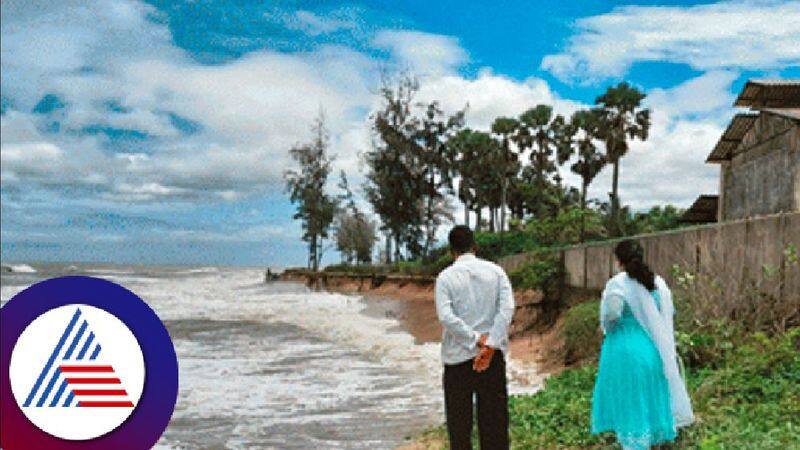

{"left": 60, "top": 364, "right": 134, "bottom": 408}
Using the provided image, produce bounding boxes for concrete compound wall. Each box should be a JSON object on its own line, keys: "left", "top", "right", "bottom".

{"left": 499, "top": 212, "right": 800, "bottom": 300}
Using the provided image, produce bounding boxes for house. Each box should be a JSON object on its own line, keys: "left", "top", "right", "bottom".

{"left": 685, "top": 80, "right": 800, "bottom": 223}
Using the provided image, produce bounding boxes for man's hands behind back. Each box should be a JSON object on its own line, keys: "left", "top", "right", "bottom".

{"left": 473, "top": 333, "right": 494, "bottom": 372}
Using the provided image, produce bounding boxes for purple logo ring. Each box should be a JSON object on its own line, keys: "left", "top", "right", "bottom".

{"left": 1, "top": 276, "right": 179, "bottom": 450}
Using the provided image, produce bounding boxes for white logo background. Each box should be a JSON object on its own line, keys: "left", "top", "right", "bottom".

{"left": 9, "top": 304, "right": 146, "bottom": 440}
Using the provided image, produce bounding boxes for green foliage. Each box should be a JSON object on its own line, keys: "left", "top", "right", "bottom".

{"left": 675, "top": 328, "right": 800, "bottom": 449}
{"left": 334, "top": 211, "right": 377, "bottom": 265}
{"left": 394, "top": 254, "right": 454, "bottom": 276}
{"left": 674, "top": 319, "right": 742, "bottom": 369}
{"left": 364, "top": 72, "right": 426, "bottom": 261}
{"left": 473, "top": 231, "right": 541, "bottom": 261}
{"left": 508, "top": 250, "right": 562, "bottom": 292}
{"left": 525, "top": 206, "right": 607, "bottom": 246}
{"left": 561, "top": 301, "right": 602, "bottom": 364}
{"left": 322, "top": 263, "right": 389, "bottom": 274}
{"left": 625, "top": 205, "right": 686, "bottom": 235}
{"left": 323, "top": 253, "right": 453, "bottom": 277}
{"left": 670, "top": 243, "right": 800, "bottom": 336}
{"left": 449, "top": 129, "right": 507, "bottom": 227}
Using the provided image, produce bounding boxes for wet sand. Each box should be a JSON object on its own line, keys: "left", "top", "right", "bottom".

{"left": 353, "top": 286, "right": 551, "bottom": 389}
{"left": 361, "top": 294, "right": 441, "bottom": 345}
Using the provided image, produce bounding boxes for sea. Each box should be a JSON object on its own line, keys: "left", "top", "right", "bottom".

{"left": 1, "top": 262, "right": 541, "bottom": 449}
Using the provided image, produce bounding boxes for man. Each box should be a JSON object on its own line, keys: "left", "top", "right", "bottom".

{"left": 435, "top": 225, "right": 515, "bottom": 450}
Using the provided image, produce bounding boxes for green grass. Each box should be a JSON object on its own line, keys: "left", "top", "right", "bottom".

{"left": 415, "top": 322, "right": 800, "bottom": 450}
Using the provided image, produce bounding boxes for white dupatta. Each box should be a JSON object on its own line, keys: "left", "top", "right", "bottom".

{"left": 600, "top": 272, "right": 695, "bottom": 428}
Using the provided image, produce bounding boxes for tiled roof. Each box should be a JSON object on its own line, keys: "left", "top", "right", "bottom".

{"left": 679, "top": 195, "right": 719, "bottom": 223}
{"left": 734, "top": 80, "right": 800, "bottom": 108}
{"left": 706, "top": 114, "right": 758, "bottom": 163}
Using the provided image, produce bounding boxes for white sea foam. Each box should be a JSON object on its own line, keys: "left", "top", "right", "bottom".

{"left": 3, "top": 265, "right": 544, "bottom": 448}
{"left": 2, "top": 263, "right": 37, "bottom": 273}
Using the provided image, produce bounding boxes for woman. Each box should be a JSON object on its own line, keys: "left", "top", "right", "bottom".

{"left": 592, "top": 240, "right": 694, "bottom": 449}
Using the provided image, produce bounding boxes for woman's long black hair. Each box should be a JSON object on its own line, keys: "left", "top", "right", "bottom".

{"left": 614, "top": 239, "right": 656, "bottom": 291}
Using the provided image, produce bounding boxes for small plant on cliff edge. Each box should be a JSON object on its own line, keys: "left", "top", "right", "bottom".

{"left": 508, "top": 250, "right": 563, "bottom": 293}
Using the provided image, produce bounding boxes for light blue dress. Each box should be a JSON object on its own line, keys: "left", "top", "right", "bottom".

{"left": 591, "top": 290, "right": 676, "bottom": 449}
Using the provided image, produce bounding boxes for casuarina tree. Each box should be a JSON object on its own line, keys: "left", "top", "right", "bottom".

{"left": 364, "top": 72, "right": 424, "bottom": 262}
{"left": 284, "top": 113, "right": 338, "bottom": 271}
{"left": 413, "top": 100, "right": 465, "bottom": 257}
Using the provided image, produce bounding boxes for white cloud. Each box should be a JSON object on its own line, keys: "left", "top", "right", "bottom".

{"left": 542, "top": 0, "right": 800, "bottom": 83}
{"left": 0, "top": 0, "right": 753, "bottom": 215}
{"left": 417, "top": 69, "right": 585, "bottom": 130}
{"left": 645, "top": 70, "right": 739, "bottom": 118}
{"left": 0, "top": 111, "right": 113, "bottom": 186}
{"left": 1, "top": 0, "right": 378, "bottom": 200}
{"left": 373, "top": 30, "right": 468, "bottom": 76}
{"left": 563, "top": 71, "right": 734, "bottom": 209}
{"left": 286, "top": 10, "right": 356, "bottom": 36}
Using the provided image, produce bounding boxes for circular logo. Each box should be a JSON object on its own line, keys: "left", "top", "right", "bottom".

{"left": 1, "top": 276, "right": 178, "bottom": 450}
{"left": 9, "top": 305, "right": 146, "bottom": 440}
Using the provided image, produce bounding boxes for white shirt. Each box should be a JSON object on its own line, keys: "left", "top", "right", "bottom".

{"left": 434, "top": 253, "right": 515, "bottom": 365}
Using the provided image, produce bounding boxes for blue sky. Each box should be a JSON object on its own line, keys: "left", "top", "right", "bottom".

{"left": 2, "top": 0, "right": 799, "bottom": 267}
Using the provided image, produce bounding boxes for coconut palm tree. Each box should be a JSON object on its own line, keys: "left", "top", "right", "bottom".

{"left": 595, "top": 82, "right": 650, "bottom": 237}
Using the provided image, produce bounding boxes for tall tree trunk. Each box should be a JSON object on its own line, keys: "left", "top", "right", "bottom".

{"left": 394, "top": 234, "right": 402, "bottom": 262}
{"left": 311, "top": 234, "right": 319, "bottom": 272}
{"left": 580, "top": 181, "right": 588, "bottom": 242}
{"left": 424, "top": 174, "right": 435, "bottom": 257}
{"left": 316, "top": 238, "right": 323, "bottom": 271}
{"left": 500, "top": 179, "right": 507, "bottom": 234}
{"left": 464, "top": 203, "right": 470, "bottom": 227}
{"left": 384, "top": 234, "right": 392, "bottom": 264}
{"left": 476, "top": 207, "right": 482, "bottom": 231}
{"left": 489, "top": 207, "right": 496, "bottom": 232}
{"left": 610, "top": 160, "right": 620, "bottom": 237}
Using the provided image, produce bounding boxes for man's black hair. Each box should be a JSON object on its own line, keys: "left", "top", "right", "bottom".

{"left": 448, "top": 225, "right": 475, "bottom": 254}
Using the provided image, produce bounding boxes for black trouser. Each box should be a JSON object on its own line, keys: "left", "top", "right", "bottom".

{"left": 443, "top": 351, "right": 509, "bottom": 450}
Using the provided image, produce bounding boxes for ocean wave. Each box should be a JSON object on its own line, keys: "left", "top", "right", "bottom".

{"left": 265, "top": 292, "right": 443, "bottom": 380}
{"left": 1, "top": 263, "right": 37, "bottom": 273}
{"left": 182, "top": 266, "right": 219, "bottom": 274}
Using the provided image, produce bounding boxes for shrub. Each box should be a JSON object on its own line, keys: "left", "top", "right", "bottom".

{"left": 508, "top": 249, "right": 562, "bottom": 292}
{"left": 670, "top": 243, "right": 800, "bottom": 335}
{"left": 561, "top": 301, "right": 602, "bottom": 364}
{"left": 474, "top": 231, "right": 540, "bottom": 261}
